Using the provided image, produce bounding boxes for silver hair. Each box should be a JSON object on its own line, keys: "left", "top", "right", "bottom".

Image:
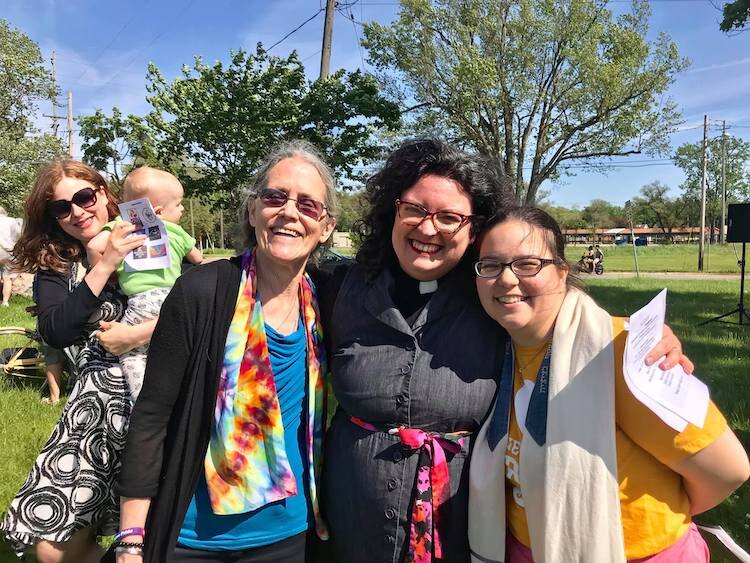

{"left": 238, "top": 140, "right": 338, "bottom": 254}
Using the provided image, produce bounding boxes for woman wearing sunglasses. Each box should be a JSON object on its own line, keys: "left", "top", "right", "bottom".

{"left": 308, "top": 139, "right": 693, "bottom": 563}
{"left": 114, "top": 140, "right": 336, "bottom": 562}
{"left": 469, "top": 207, "right": 749, "bottom": 562}
{"left": 1, "top": 160, "right": 150, "bottom": 562}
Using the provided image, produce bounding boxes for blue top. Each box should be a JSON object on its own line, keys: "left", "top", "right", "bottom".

{"left": 177, "top": 319, "right": 310, "bottom": 550}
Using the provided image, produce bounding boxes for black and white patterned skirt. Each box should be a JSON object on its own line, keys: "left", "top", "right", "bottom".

{"left": 0, "top": 340, "right": 131, "bottom": 555}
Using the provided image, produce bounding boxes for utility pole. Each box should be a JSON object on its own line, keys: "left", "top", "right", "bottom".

{"left": 51, "top": 51, "right": 59, "bottom": 136}
{"left": 319, "top": 0, "right": 336, "bottom": 79}
{"left": 721, "top": 120, "right": 727, "bottom": 244}
{"left": 67, "top": 91, "right": 74, "bottom": 158}
{"left": 698, "top": 114, "right": 708, "bottom": 271}
{"left": 43, "top": 51, "right": 64, "bottom": 137}
{"left": 189, "top": 198, "right": 196, "bottom": 239}
{"left": 219, "top": 209, "right": 225, "bottom": 250}
{"left": 624, "top": 201, "right": 640, "bottom": 278}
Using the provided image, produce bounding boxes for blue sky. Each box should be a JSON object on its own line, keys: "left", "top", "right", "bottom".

{"left": 5, "top": 0, "right": 750, "bottom": 207}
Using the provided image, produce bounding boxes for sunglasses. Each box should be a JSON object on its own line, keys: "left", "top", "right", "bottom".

{"left": 48, "top": 187, "right": 101, "bottom": 220}
{"left": 258, "top": 188, "right": 328, "bottom": 221}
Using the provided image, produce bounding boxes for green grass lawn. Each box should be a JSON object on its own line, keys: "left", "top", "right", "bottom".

{"left": 0, "top": 280, "right": 748, "bottom": 561}
{"left": 574, "top": 243, "right": 746, "bottom": 273}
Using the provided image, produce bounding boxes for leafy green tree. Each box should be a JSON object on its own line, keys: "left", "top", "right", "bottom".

{"left": 581, "top": 199, "right": 626, "bottom": 229}
{"left": 0, "top": 20, "right": 64, "bottom": 213}
{"left": 541, "top": 204, "right": 587, "bottom": 230}
{"left": 631, "top": 181, "right": 688, "bottom": 242}
{"left": 720, "top": 0, "right": 750, "bottom": 32}
{"left": 0, "top": 19, "right": 56, "bottom": 138}
{"left": 673, "top": 134, "right": 750, "bottom": 239}
{"left": 0, "top": 135, "right": 63, "bottom": 215}
{"left": 363, "top": 0, "right": 687, "bottom": 203}
{"left": 145, "top": 45, "right": 401, "bottom": 205}
{"left": 179, "top": 198, "right": 218, "bottom": 246}
{"left": 78, "top": 108, "right": 158, "bottom": 186}
{"left": 334, "top": 190, "right": 368, "bottom": 232}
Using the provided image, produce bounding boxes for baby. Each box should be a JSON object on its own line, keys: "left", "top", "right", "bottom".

{"left": 87, "top": 166, "right": 203, "bottom": 401}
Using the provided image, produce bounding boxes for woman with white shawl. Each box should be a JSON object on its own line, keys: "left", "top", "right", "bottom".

{"left": 468, "top": 206, "right": 749, "bottom": 563}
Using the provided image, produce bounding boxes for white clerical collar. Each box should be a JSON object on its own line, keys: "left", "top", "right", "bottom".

{"left": 419, "top": 280, "right": 439, "bottom": 294}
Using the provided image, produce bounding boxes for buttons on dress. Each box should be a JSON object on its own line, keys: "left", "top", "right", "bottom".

{"left": 387, "top": 535, "right": 396, "bottom": 544}
{"left": 387, "top": 478, "right": 398, "bottom": 491}
{"left": 385, "top": 507, "right": 396, "bottom": 520}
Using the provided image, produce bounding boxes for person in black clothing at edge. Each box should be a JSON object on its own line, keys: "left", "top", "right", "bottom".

{"left": 0, "top": 160, "right": 152, "bottom": 562}
{"left": 306, "top": 139, "right": 695, "bottom": 563}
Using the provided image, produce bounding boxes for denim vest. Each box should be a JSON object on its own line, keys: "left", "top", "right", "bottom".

{"left": 321, "top": 264, "right": 507, "bottom": 563}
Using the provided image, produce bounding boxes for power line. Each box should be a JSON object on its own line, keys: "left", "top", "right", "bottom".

{"left": 74, "top": 10, "right": 141, "bottom": 83}
{"left": 302, "top": 50, "right": 322, "bottom": 62}
{"left": 268, "top": 9, "right": 325, "bottom": 51}
{"left": 86, "top": 0, "right": 197, "bottom": 99}
{"left": 338, "top": 2, "right": 367, "bottom": 69}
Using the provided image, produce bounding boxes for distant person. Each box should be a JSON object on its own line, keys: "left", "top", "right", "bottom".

{"left": 87, "top": 166, "right": 203, "bottom": 401}
{"left": 594, "top": 243, "right": 604, "bottom": 265}
{"left": 0, "top": 206, "right": 22, "bottom": 306}
{"left": 39, "top": 344, "right": 65, "bottom": 405}
{"left": 581, "top": 244, "right": 595, "bottom": 273}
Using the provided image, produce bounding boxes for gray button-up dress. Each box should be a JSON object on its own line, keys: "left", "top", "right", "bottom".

{"left": 321, "top": 264, "right": 507, "bottom": 563}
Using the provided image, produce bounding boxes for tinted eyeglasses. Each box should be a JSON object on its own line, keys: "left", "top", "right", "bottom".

{"left": 395, "top": 200, "right": 473, "bottom": 234}
{"left": 258, "top": 188, "right": 328, "bottom": 221}
{"left": 474, "top": 257, "right": 559, "bottom": 278}
{"left": 47, "top": 187, "right": 102, "bottom": 220}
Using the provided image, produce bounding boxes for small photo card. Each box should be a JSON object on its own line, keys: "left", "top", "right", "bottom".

{"left": 118, "top": 198, "right": 172, "bottom": 272}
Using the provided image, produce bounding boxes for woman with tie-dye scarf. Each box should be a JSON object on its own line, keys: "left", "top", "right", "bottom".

{"left": 115, "top": 140, "right": 337, "bottom": 563}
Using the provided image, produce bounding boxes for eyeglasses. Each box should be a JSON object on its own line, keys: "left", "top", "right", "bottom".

{"left": 474, "top": 257, "right": 559, "bottom": 278}
{"left": 395, "top": 200, "right": 473, "bottom": 234}
{"left": 48, "top": 187, "right": 101, "bottom": 220}
{"left": 258, "top": 188, "right": 328, "bottom": 221}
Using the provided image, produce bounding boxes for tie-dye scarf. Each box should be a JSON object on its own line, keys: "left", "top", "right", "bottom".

{"left": 204, "top": 249, "right": 329, "bottom": 538}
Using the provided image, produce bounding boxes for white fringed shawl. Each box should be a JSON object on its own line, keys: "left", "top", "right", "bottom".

{"left": 469, "top": 288, "right": 626, "bottom": 563}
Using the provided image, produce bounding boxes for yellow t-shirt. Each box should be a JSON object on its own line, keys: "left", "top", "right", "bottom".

{"left": 505, "top": 317, "right": 727, "bottom": 559}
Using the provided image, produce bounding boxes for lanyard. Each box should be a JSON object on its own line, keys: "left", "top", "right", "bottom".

{"left": 487, "top": 341, "right": 551, "bottom": 451}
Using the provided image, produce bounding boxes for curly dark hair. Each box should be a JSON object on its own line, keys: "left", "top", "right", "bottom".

{"left": 354, "top": 138, "right": 513, "bottom": 279}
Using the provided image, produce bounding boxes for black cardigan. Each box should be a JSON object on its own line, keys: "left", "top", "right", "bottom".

{"left": 117, "top": 257, "right": 242, "bottom": 563}
{"left": 35, "top": 268, "right": 105, "bottom": 348}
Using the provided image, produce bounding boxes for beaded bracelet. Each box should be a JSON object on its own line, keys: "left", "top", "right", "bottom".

{"left": 114, "top": 540, "right": 145, "bottom": 549}
{"left": 114, "top": 527, "right": 145, "bottom": 542}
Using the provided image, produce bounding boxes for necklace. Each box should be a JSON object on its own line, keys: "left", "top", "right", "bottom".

{"left": 513, "top": 341, "right": 551, "bottom": 378}
{"left": 257, "top": 278, "right": 300, "bottom": 334}
{"left": 274, "top": 293, "right": 300, "bottom": 334}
